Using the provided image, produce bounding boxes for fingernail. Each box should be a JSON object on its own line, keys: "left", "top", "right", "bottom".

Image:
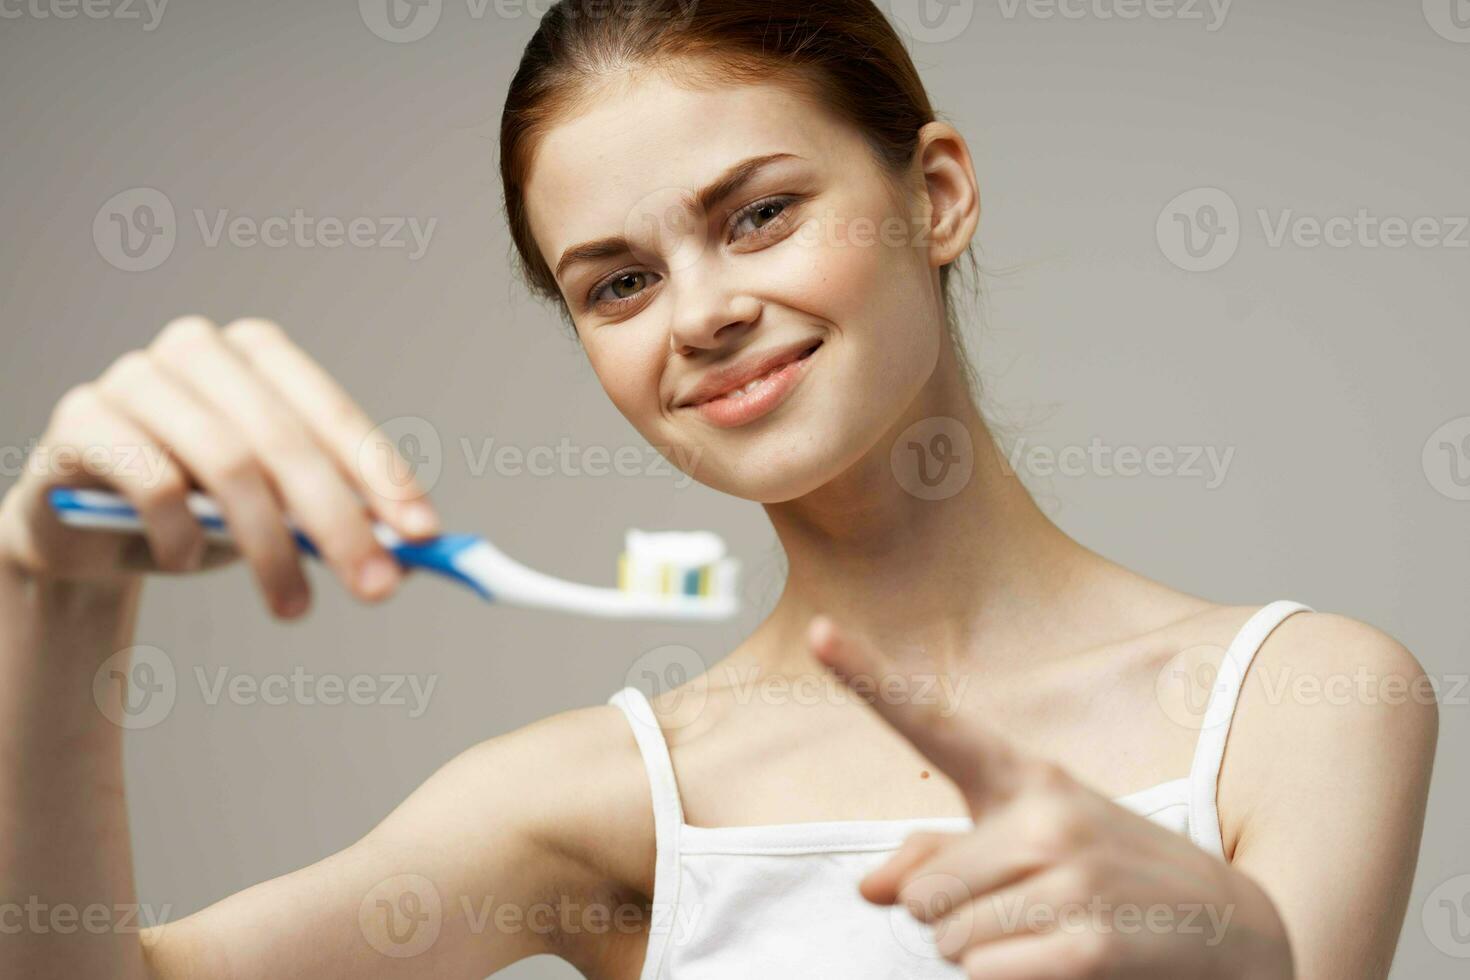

{"left": 356, "top": 554, "right": 400, "bottom": 597}
{"left": 279, "top": 589, "right": 310, "bottom": 619}
{"left": 182, "top": 537, "right": 207, "bottom": 571}
{"left": 402, "top": 501, "right": 439, "bottom": 537}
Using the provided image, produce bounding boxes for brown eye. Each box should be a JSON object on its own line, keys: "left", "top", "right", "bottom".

{"left": 729, "top": 196, "right": 796, "bottom": 242}
{"left": 610, "top": 272, "right": 645, "bottom": 298}
{"left": 590, "top": 269, "right": 660, "bottom": 309}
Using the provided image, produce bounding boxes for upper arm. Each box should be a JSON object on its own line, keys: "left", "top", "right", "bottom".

{"left": 138, "top": 704, "right": 642, "bottom": 979}
{"left": 1222, "top": 612, "right": 1440, "bottom": 980}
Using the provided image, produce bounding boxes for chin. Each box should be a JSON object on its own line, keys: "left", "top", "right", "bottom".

{"left": 671, "top": 412, "right": 884, "bottom": 504}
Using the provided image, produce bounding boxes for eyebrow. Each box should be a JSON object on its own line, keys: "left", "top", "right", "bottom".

{"left": 552, "top": 152, "right": 802, "bottom": 285}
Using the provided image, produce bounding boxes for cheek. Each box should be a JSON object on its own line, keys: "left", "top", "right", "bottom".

{"left": 585, "top": 331, "right": 667, "bottom": 430}
{"left": 775, "top": 211, "right": 942, "bottom": 372}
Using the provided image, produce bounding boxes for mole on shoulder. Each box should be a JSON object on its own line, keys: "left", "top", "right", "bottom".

{"left": 919, "top": 770, "right": 930, "bottom": 779}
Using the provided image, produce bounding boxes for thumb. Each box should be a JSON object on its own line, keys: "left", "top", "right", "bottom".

{"left": 807, "top": 615, "right": 1024, "bottom": 810}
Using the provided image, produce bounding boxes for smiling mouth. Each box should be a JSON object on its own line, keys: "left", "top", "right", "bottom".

{"left": 686, "top": 341, "right": 823, "bottom": 407}
{"left": 679, "top": 340, "right": 824, "bottom": 429}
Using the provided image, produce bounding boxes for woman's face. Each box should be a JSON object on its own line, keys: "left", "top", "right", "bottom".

{"left": 523, "top": 70, "right": 953, "bottom": 503}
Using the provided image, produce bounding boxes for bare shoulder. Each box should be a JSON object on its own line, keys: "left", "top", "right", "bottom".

{"left": 1241, "top": 608, "right": 1440, "bottom": 743}
{"left": 367, "top": 699, "right": 659, "bottom": 930}
{"left": 1219, "top": 607, "right": 1440, "bottom": 856}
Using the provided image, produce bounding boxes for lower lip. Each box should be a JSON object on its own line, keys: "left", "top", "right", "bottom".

{"left": 689, "top": 346, "right": 821, "bottom": 429}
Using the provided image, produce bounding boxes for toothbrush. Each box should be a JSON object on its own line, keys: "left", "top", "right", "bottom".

{"left": 47, "top": 487, "right": 740, "bottom": 621}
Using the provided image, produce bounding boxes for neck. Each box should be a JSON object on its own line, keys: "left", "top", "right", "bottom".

{"left": 753, "top": 338, "right": 1112, "bottom": 675}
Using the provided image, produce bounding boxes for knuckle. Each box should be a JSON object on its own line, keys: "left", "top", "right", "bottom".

{"left": 97, "top": 349, "right": 153, "bottom": 396}
{"left": 1061, "top": 856, "right": 1103, "bottom": 899}
{"left": 155, "top": 314, "right": 217, "bottom": 347}
{"left": 138, "top": 468, "right": 190, "bottom": 508}
{"left": 1028, "top": 758, "right": 1073, "bottom": 793}
{"left": 51, "top": 382, "right": 101, "bottom": 424}
{"left": 222, "top": 317, "right": 286, "bottom": 348}
{"left": 1064, "top": 928, "right": 1114, "bottom": 978}
{"left": 1025, "top": 797, "right": 1082, "bottom": 859}
{"left": 325, "top": 394, "right": 369, "bottom": 436}
{"left": 209, "top": 445, "right": 263, "bottom": 490}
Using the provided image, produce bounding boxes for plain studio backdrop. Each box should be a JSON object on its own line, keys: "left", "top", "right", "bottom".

{"left": 1, "top": 1, "right": 1466, "bottom": 976}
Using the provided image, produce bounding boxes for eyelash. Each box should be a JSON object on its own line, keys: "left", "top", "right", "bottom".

{"left": 585, "top": 195, "right": 798, "bottom": 311}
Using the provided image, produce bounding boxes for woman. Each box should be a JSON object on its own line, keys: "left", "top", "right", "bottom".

{"left": 0, "top": 1, "right": 1437, "bottom": 977}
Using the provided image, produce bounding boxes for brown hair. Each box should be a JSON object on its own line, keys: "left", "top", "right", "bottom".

{"left": 498, "top": 0, "right": 981, "bottom": 391}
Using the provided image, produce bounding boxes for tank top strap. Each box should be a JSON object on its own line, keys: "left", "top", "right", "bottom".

{"left": 607, "top": 686, "right": 684, "bottom": 979}
{"left": 1186, "top": 599, "right": 1314, "bottom": 857}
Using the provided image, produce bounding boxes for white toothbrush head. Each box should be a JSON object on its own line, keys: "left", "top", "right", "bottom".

{"left": 438, "top": 528, "right": 740, "bottom": 621}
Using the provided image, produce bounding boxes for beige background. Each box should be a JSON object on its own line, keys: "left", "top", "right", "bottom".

{"left": 1, "top": 0, "right": 1466, "bottom": 976}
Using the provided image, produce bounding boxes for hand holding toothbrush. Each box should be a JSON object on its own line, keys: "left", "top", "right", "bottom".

{"left": 0, "top": 316, "right": 439, "bottom": 619}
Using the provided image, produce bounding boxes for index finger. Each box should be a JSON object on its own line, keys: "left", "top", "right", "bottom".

{"left": 806, "top": 615, "right": 1025, "bottom": 809}
{"left": 221, "top": 319, "right": 440, "bottom": 539}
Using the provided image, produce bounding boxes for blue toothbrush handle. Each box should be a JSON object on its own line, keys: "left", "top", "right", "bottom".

{"left": 46, "top": 487, "right": 489, "bottom": 596}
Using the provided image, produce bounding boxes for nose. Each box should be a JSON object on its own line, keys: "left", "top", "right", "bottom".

{"left": 666, "top": 262, "right": 762, "bottom": 356}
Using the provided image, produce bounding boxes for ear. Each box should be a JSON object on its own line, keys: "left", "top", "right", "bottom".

{"left": 914, "top": 121, "right": 981, "bottom": 269}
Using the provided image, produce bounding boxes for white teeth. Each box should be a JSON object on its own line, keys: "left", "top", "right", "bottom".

{"left": 722, "top": 370, "right": 774, "bottom": 401}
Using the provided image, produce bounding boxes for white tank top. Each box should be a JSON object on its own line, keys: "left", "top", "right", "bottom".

{"left": 606, "top": 599, "right": 1313, "bottom": 979}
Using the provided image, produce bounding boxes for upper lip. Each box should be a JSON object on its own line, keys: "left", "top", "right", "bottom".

{"left": 674, "top": 338, "right": 823, "bottom": 408}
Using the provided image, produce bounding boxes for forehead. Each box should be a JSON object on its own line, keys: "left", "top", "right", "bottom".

{"left": 523, "top": 72, "right": 845, "bottom": 269}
